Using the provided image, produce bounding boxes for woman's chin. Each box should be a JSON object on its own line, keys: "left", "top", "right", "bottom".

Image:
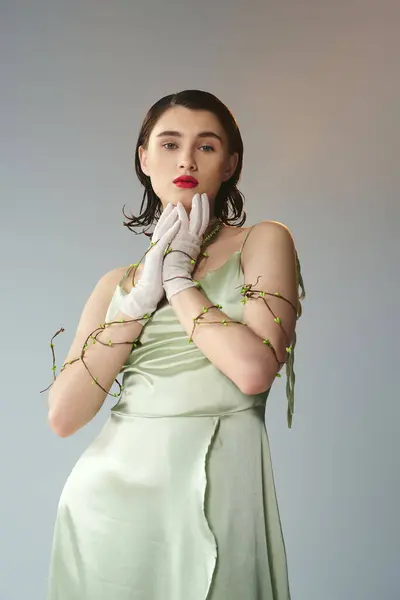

{"left": 160, "top": 191, "right": 213, "bottom": 212}
{"left": 162, "top": 196, "right": 193, "bottom": 209}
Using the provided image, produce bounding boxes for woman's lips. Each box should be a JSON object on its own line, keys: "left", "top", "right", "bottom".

{"left": 173, "top": 176, "right": 199, "bottom": 187}
{"left": 174, "top": 181, "right": 198, "bottom": 188}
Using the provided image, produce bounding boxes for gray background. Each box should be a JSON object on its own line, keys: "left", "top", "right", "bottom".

{"left": 1, "top": 1, "right": 399, "bottom": 598}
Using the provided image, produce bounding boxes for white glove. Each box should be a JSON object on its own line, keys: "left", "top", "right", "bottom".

{"left": 119, "top": 203, "right": 181, "bottom": 322}
{"left": 162, "top": 193, "right": 210, "bottom": 302}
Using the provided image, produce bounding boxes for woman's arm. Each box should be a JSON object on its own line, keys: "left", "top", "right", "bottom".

{"left": 169, "top": 221, "right": 298, "bottom": 395}
{"left": 47, "top": 267, "right": 144, "bottom": 438}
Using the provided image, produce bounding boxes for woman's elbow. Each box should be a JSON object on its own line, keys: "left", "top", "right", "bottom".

{"left": 236, "top": 361, "right": 274, "bottom": 396}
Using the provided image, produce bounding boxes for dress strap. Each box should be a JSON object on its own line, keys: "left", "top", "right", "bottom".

{"left": 239, "top": 224, "right": 256, "bottom": 256}
{"left": 118, "top": 263, "right": 136, "bottom": 290}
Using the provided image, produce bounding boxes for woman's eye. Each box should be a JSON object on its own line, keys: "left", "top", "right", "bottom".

{"left": 162, "top": 143, "right": 215, "bottom": 152}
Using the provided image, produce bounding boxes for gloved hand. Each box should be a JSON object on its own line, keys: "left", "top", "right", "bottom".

{"left": 162, "top": 193, "right": 210, "bottom": 302}
{"left": 119, "top": 202, "right": 181, "bottom": 322}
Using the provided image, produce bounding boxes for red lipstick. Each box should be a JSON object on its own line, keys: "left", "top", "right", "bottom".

{"left": 173, "top": 176, "right": 198, "bottom": 188}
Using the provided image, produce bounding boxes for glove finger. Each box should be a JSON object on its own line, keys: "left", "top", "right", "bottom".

{"left": 153, "top": 204, "right": 178, "bottom": 242}
{"left": 177, "top": 202, "right": 189, "bottom": 230}
{"left": 158, "top": 219, "right": 181, "bottom": 252}
{"left": 155, "top": 201, "right": 173, "bottom": 228}
{"left": 198, "top": 193, "right": 210, "bottom": 237}
{"left": 152, "top": 202, "right": 175, "bottom": 242}
{"left": 143, "top": 219, "right": 180, "bottom": 276}
{"left": 188, "top": 194, "right": 201, "bottom": 235}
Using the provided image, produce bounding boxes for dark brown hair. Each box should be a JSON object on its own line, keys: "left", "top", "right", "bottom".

{"left": 122, "top": 90, "right": 246, "bottom": 236}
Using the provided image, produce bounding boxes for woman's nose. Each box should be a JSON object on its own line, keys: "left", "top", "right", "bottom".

{"left": 179, "top": 161, "right": 196, "bottom": 171}
{"left": 178, "top": 152, "right": 196, "bottom": 170}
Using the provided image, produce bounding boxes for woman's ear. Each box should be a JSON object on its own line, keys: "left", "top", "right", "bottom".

{"left": 222, "top": 152, "right": 239, "bottom": 182}
{"left": 138, "top": 146, "right": 150, "bottom": 176}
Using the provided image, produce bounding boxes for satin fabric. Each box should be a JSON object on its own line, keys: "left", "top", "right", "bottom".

{"left": 46, "top": 248, "right": 292, "bottom": 600}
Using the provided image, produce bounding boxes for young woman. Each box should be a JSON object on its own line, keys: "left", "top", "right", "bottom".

{"left": 45, "top": 89, "right": 305, "bottom": 600}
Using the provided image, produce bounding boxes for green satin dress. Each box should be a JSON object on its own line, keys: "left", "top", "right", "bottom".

{"left": 47, "top": 231, "right": 305, "bottom": 600}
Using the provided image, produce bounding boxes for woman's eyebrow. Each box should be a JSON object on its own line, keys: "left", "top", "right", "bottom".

{"left": 156, "top": 130, "right": 223, "bottom": 143}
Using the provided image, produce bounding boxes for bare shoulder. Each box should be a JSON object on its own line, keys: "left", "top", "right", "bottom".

{"left": 79, "top": 265, "right": 131, "bottom": 317}
{"left": 252, "top": 219, "right": 294, "bottom": 237}
{"left": 241, "top": 219, "right": 298, "bottom": 309}
{"left": 100, "top": 265, "right": 127, "bottom": 282}
{"left": 243, "top": 220, "right": 295, "bottom": 257}
{"left": 85, "top": 266, "right": 129, "bottom": 314}
{"left": 92, "top": 265, "right": 126, "bottom": 293}
{"left": 61, "top": 265, "right": 129, "bottom": 366}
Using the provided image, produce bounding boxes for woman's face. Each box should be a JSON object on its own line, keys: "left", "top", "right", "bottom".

{"left": 138, "top": 106, "right": 238, "bottom": 215}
